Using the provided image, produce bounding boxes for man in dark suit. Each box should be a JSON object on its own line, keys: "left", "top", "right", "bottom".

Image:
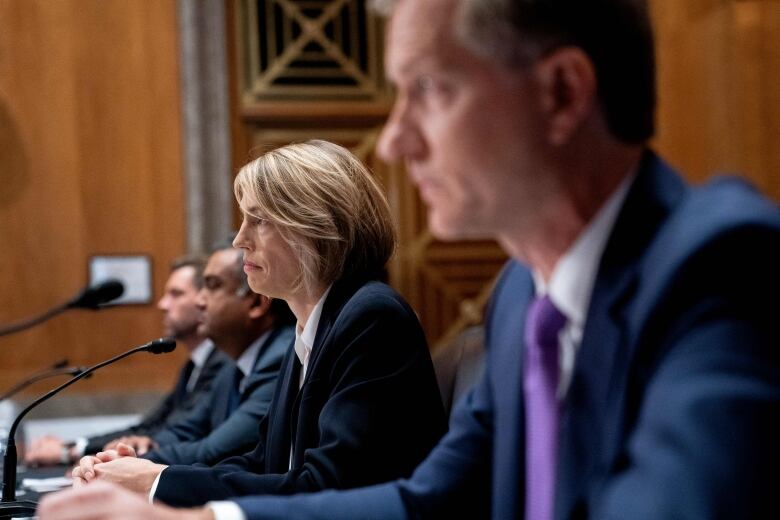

{"left": 136, "top": 244, "right": 294, "bottom": 466}
{"left": 39, "top": 0, "right": 780, "bottom": 519}
{"left": 25, "top": 256, "right": 229, "bottom": 465}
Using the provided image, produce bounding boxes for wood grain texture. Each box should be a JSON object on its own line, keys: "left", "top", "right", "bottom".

{"left": 652, "top": 0, "right": 780, "bottom": 200}
{"left": 0, "top": 0, "right": 188, "bottom": 394}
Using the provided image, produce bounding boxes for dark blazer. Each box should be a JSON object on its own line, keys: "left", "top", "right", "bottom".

{"left": 84, "top": 343, "right": 228, "bottom": 454}
{"left": 219, "top": 152, "right": 780, "bottom": 519}
{"left": 154, "top": 277, "right": 447, "bottom": 507}
{"left": 143, "top": 326, "right": 293, "bottom": 466}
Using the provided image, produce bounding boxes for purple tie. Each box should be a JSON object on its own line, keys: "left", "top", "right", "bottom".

{"left": 524, "top": 295, "right": 567, "bottom": 520}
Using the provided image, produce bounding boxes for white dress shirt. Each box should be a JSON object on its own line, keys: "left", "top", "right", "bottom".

{"left": 186, "top": 339, "right": 216, "bottom": 392}
{"left": 532, "top": 172, "right": 635, "bottom": 398}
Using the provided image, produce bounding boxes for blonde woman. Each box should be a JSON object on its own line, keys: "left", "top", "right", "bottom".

{"left": 71, "top": 140, "right": 447, "bottom": 509}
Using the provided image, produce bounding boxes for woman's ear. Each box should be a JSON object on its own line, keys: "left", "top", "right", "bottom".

{"left": 533, "top": 47, "right": 597, "bottom": 146}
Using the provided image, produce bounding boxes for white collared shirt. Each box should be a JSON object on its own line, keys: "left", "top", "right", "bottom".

{"left": 186, "top": 339, "right": 215, "bottom": 393}
{"left": 235, "top": 330, "right": 272, "bottom": 393}
{"left": 293, "top": 286, "right": 332, "bottom": 389}
{"left": 532, "top": 171, "right": 635, "bottom": 398}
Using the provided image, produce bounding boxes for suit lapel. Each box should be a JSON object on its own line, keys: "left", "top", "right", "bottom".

{"left": 287, "top": 276, "right": 366, "bottom": 464}
{"left": 488, "top": 265, "right": 534, "bottom": 520}
{"left": 555, "top": 152, "right": 687, "bottom": 518}
{"left": 266, "top": 347, "right": 301, "bottom": 472}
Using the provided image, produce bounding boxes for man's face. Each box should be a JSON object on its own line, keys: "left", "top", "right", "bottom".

{"left": 377, "top": 0, "right": 552, "bottom": 242}
{"left": 156, "top": 266, "right": 201, "bottom": 341}
{"left": 195, "top": 249, "right": 252, "bottom": 344}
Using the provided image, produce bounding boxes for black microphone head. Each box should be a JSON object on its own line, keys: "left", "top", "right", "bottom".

{"left": 144, "top": 337, "right": 176, "bottom": 354}
{"left": 68, "top": 279, "right": 125, "bottom": 309}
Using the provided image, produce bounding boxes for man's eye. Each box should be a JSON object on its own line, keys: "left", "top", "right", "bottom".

{"left": 413, "top": 75, "right": 436, "bottom": 97}
{"left": 416, "top": 75, "right": 434, "bottom": 92}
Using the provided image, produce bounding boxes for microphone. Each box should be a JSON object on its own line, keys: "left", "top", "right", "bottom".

{"left": 0, "top": 360, "right": 91, "bottom": 402}
{"left": 66, "top": 279, "right": 125, "bottom": 310}
{"left": 0, "top": 279, "right": 125, "bottom": 338}
{"left": 0, "top": 337, "right": 176, "bottom": 516}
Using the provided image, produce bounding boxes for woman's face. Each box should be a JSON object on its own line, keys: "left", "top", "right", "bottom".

{"left": 233, "top": 209, "right": 302, "bottom": 303}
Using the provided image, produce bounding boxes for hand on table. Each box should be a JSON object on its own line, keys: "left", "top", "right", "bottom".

{"left": 25, "top": 435, "right": 67, "bottom": 466}
{"left": 71, "top": 442, "right": 167, "bottom": 494}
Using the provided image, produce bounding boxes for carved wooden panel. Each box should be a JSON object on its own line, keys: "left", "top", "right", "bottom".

{"left": 237, "top": 0, "right": 387, "bottom": 101}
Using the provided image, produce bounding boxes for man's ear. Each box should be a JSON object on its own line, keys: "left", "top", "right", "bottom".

{"left": 533, "top": 47, "right": 597, "bottom": 146}
{"left": 248, "top": 293, "right": 272, "bottom": 319}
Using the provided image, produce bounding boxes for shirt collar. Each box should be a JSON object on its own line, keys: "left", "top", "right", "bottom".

{"left": 236, "top": 329, "right": 272, "bottom": 378}
{"left": 294, "top": 285, "right": 332, "bottom": 367}
{"left": 533, "top": 170, "right": 635, "bottom": 327}
{"left": 189, "top": 339, "right": 214, "bottom": 369}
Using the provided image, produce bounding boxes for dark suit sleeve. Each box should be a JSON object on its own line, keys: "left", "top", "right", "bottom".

{"left": 155, "top": 290, "right": 446, "bottom": 506}
{"left": 149, "top": 377, "right": 220, "bottom": 447}
{"left": 145, "top": 343, "right": 284, "bottom": 466}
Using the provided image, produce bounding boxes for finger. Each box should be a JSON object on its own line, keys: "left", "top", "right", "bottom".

{"left": 115, "top": 443, "right": 137, "bottom": 458}
{"left": 78, "top": 457, "right": 99, "bottom": 480}
{"left": 95, "top": 449, "right": 120, "bottom": 462}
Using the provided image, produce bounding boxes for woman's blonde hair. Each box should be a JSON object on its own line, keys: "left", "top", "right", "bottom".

{"left": 234, "top": 140, "right": 396, "bottom": 294}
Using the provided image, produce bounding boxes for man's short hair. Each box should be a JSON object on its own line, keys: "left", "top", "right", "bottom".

{"left": 169, "top": 255, "right": 207, "bottom": 290}
{"left": 373, "top": 0, "right": 656, "bottom": 144}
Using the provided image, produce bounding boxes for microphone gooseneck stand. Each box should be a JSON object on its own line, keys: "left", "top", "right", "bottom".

{"left": 0, "top": 337, "right": 175, "bottom": 518}
{"left": 0, "top": 279, "right": 124, "bottom": 338}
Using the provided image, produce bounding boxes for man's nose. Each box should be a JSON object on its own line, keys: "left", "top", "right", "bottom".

{"left": 195, "top": 289, "right": 207, "bottom": 309}
{"left": 376, "top": 100, "right": 424, "bottom": 164}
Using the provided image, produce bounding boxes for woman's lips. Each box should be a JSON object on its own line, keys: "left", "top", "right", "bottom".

{"left": 243, "top": 261, "right": 260, "bottom": 272}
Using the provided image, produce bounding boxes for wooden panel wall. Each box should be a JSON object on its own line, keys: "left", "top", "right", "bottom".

{"left": 652, "top": 0, "right": 780, "bottom": 201}
{"left": 0, "top": 0, "right": 188, "bottom": 396}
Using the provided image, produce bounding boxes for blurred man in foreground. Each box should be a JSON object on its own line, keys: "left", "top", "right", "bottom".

{"left": 39, "top": 0, "right": 780, "bottom": 518}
